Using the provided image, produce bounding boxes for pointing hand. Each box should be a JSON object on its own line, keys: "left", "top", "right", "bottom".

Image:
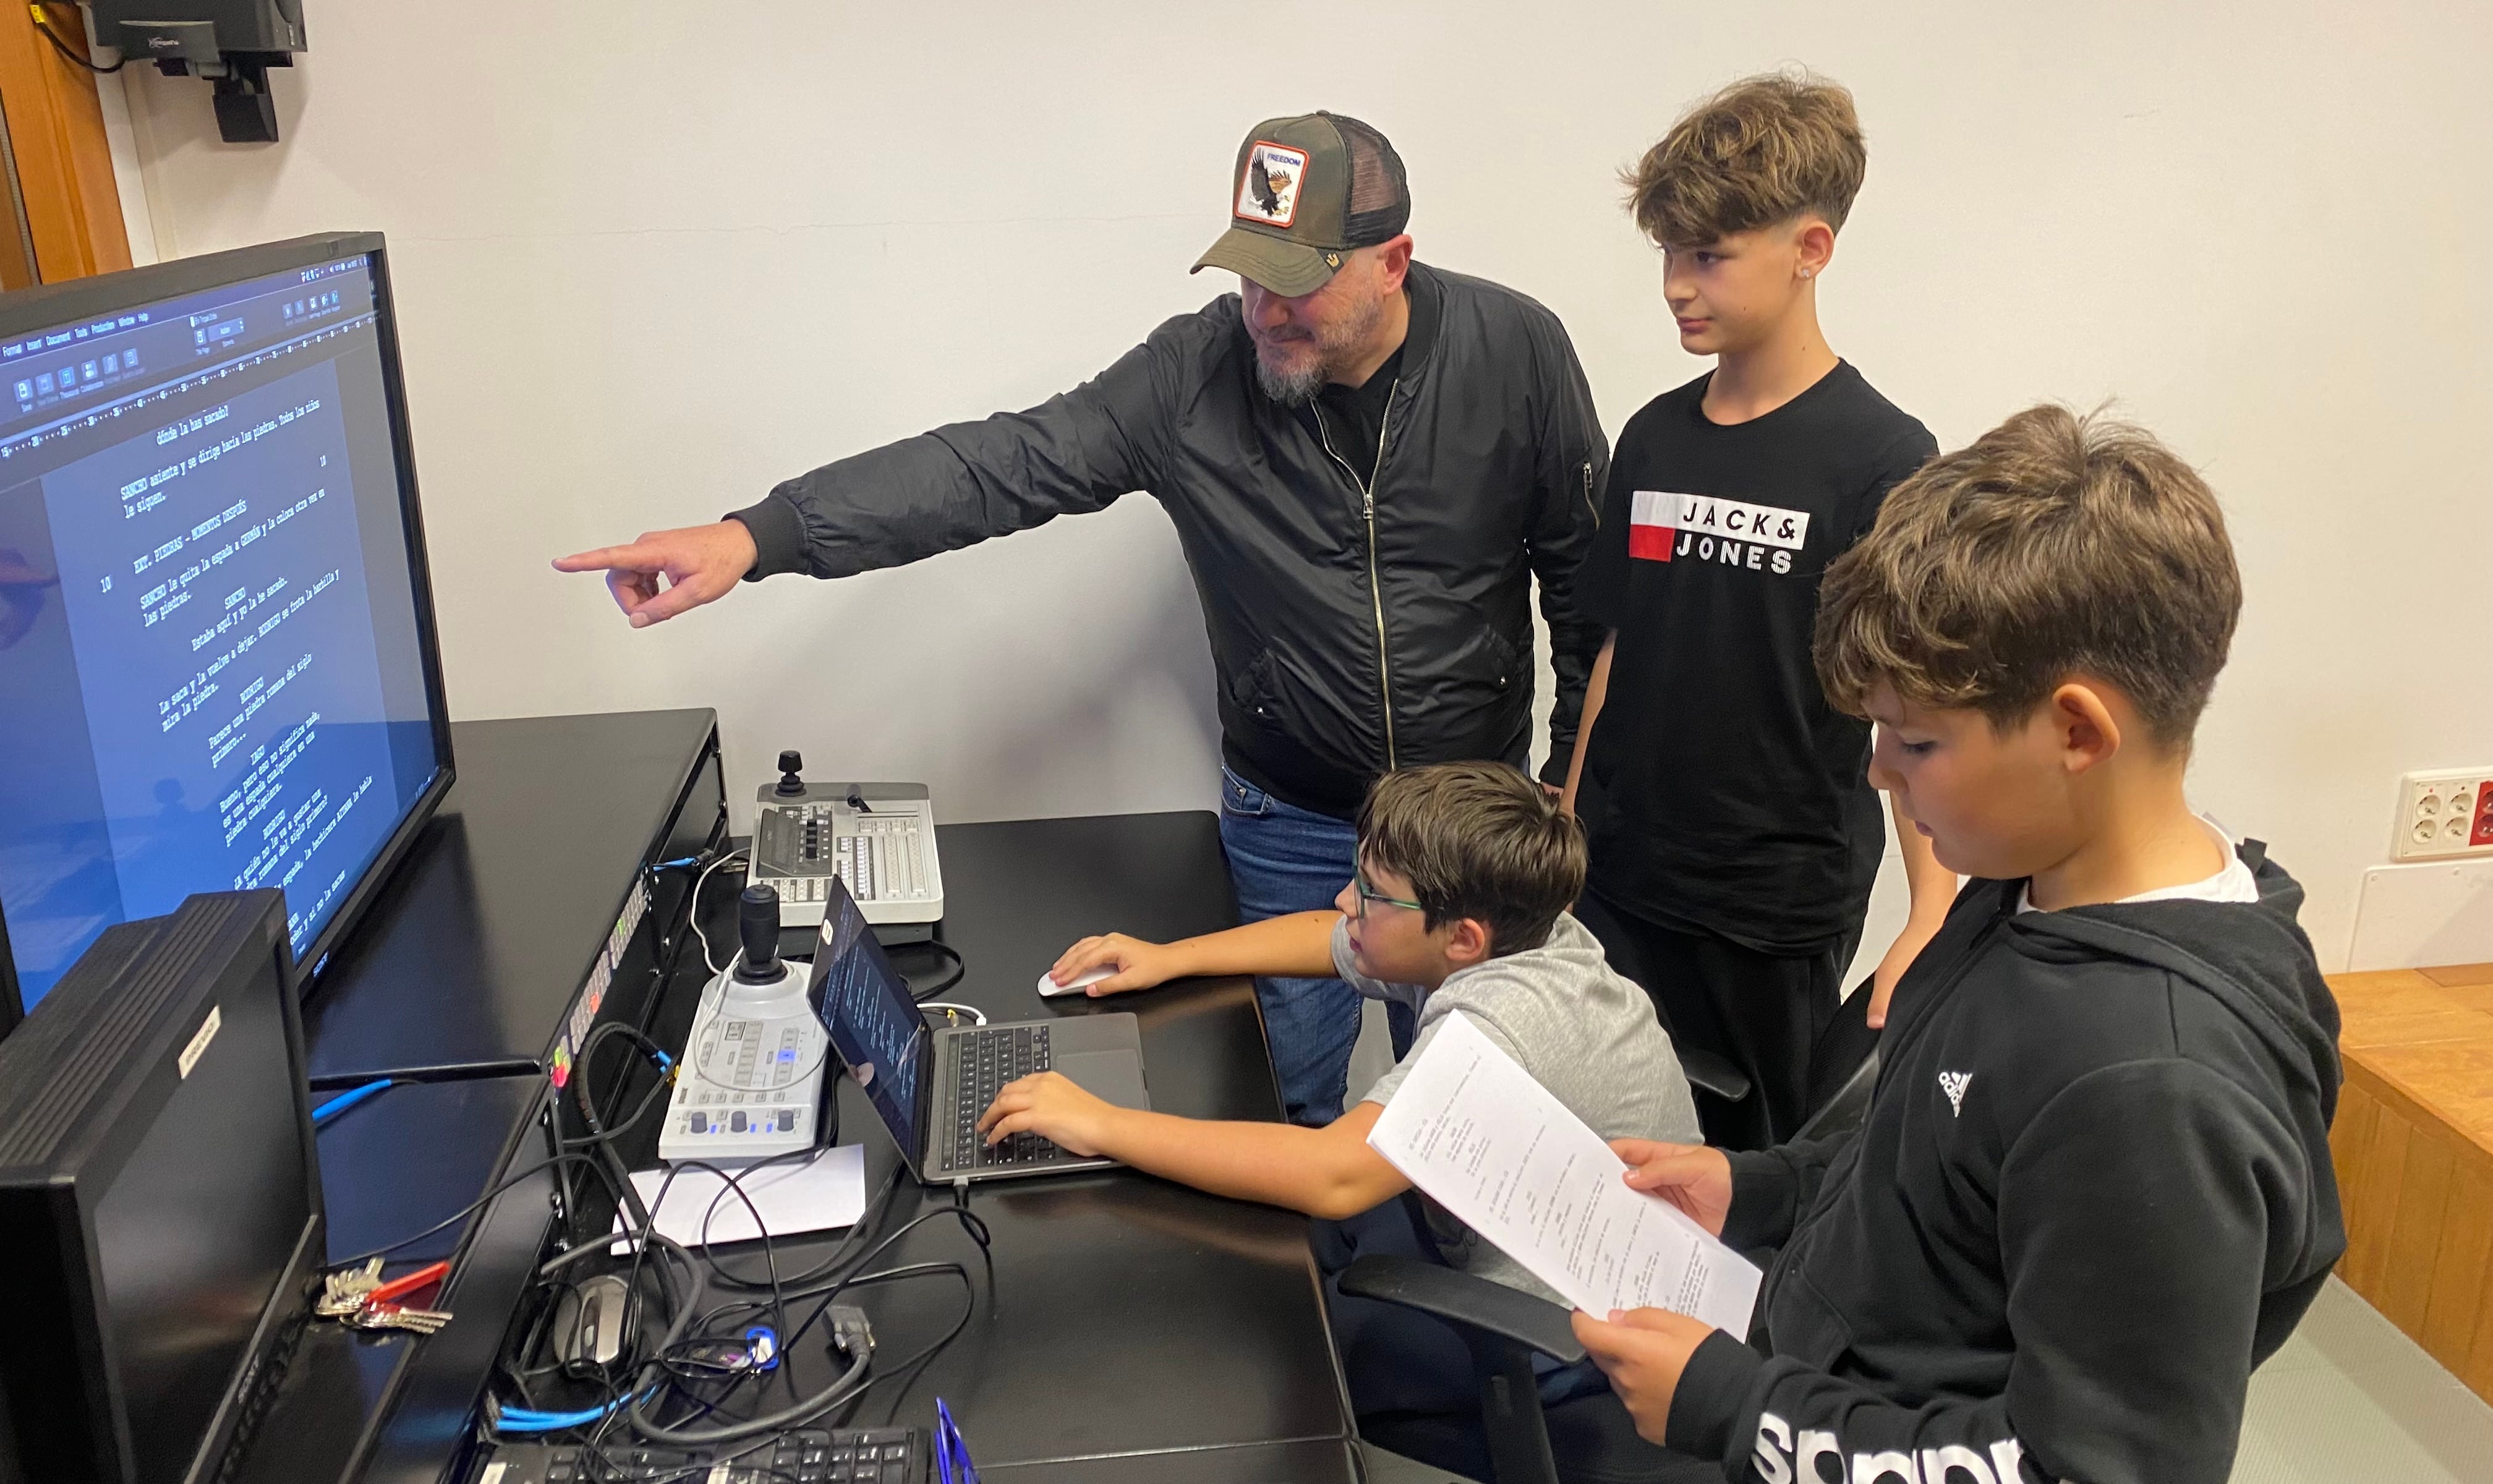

{"left": 552, "top": 519, "right": 758, "bottom": 628}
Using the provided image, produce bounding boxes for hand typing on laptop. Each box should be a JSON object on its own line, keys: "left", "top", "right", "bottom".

{"left": 976, "top": 1073, "right": 1119, "bottom": 1158}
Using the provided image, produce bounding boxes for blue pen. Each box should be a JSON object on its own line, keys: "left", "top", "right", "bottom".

{"left": 311, "top": 1078, "right": 394, "bottom": 1125}
{"left": 934, "top": 1398, "right": 978, "bottom": 1484}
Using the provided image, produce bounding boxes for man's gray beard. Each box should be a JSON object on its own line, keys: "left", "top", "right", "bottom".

{"left": 1252, "top": 284, "right": 1385, "bottom": 406}
{"left": 1255, "top": 352, "right": 1328, "bottom": 405}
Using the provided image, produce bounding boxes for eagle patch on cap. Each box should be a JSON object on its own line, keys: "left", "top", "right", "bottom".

{"left": 1235, "top": 141, "right": 1307, "bottom": 228}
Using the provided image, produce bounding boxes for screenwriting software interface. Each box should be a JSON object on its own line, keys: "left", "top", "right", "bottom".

{"left": 0, "top": 255, "right": 438, "bottom": 1005}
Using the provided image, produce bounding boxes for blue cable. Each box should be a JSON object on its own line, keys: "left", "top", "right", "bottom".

{"left": 495, "top": 1392, "right": 640, "bottom": 1431}
{"left": 312, "top": 1078, "right": 394, "bottom": 1125}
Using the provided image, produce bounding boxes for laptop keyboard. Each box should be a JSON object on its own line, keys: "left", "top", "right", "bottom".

{"left": 950, "top": 1025, "right": 1070, "bottom": 1171}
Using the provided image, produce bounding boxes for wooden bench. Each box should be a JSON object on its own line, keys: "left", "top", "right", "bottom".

{"left": 2327, "top": 962, "right": 2493, "bottom": 1403}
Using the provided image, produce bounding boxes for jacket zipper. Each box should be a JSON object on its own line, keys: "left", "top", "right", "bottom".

{"left": 1314, "top": 383, "right": 1400, "bottom": 769}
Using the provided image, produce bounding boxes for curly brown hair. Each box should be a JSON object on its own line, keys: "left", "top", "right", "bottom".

{"left": 1623, "top": 70, "right": 1867, "bottom": 248}
{"left": 1814, "top": 405, "right": 2241, "bottom": 750}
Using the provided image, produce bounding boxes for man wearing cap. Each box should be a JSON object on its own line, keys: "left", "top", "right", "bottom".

{"left": 556, "top": 114, "right": 1608, "bottom": 1127}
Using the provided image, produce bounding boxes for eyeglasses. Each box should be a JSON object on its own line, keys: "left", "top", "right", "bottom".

{"left": 1352, "top": 868, "right": 1423, "bottom": 920}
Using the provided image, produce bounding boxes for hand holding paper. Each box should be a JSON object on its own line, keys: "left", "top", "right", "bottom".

{"left": 1364, "top": 1011, "right": 1761, "bottom": 1335}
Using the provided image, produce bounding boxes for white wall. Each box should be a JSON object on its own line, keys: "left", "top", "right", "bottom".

{"left": 113, "top": 1, "right": 2493, "bottom": 971}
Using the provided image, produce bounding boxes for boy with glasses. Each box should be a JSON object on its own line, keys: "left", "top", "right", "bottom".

{"left": 982, "top": 761, "right": 1700, "bottom": 1418}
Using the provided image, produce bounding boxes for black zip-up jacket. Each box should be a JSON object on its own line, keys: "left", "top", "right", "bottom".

{"left": 727, "top": 263, "right": 1608, "bottom": 817}
{"left": 1668, "top": 842, "right": 2344, "bottom": 1484}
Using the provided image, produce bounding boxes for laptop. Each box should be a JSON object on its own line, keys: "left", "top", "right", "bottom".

{"left": 806, "top": 876, "right": 1151, "bottom": 1184}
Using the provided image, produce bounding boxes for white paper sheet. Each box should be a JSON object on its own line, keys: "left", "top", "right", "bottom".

{"left": 1365, "top": 1010, "right": 1762, "bottom": 1335}
{"left": 609, "top": 1143, "right": 868, "bottom": 1253}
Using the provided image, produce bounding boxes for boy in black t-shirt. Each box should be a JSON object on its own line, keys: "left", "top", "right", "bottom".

{"left": 1560, "top": 73, "right": 1955, "bottom": 1149}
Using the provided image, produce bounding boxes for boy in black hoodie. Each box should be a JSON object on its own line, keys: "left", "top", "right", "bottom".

{"left": 1569, "top": 406, "right": 2345, "bottom": 1483}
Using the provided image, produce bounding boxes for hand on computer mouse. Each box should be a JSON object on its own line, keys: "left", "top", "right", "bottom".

{"left": 1046, "top": 933, "right": 1179, "bottom": 997}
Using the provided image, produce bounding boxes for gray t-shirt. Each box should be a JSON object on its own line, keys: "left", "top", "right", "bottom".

{"left": 1344, "top": 911, "right": 1702, "bottom": 1307}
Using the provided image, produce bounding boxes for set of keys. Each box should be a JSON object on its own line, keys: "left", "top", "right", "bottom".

{"left": 317, "top": 1258, "right": 455, "bottom": 1334}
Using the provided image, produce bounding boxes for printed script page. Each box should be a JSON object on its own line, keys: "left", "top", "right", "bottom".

{"left": 1366, "top": 1010, "right": 1762, "bottom": 1334}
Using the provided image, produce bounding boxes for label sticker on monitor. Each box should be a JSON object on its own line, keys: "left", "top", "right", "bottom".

{"left": 176, "top": 1004, "right": 221, "bottom": 1078}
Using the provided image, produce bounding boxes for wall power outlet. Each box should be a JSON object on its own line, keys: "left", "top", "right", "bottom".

{"left": 2393, "top": 770, "right": 2493, "bottom": 861}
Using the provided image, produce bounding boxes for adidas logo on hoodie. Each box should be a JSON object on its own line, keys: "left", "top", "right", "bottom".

{"left": 1939, "top": 1070, "right": 1972, "bottom": 1117}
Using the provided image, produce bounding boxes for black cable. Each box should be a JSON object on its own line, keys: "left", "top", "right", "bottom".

{"left": 693, "top": 1195, "right": 989, "bottom": 1341}
{"left": 769, "top": 1202, "right": 992, "bottom": 1358}
{"left": 571, "top": 1036, "right": 663, "bottom": 1243}
{"left": 627, "top": 1328, "right": 871, "bottom": 1446}
{"left": 901, "top": 940, "right": 965, "bottom": 1003}
{"left": 492, "top": 1169, "right": 982, "bottom": 1457}
{"left": 696, "top": 1162, "right": 905, "bottom": 1294}
{"left": 847, "top": 1265, "right": 978, "bottom": 1423}
{"left": 476, "top": 832, "right": 996, "bottom": 1460}
{"left": 328, "top": 1151, "right": 628, "bottom": 1270}
{"left": 668, "top": 1152, "right": 810, "bottom": 1362}
{"left": 650, "top": 1188, "right": 988, "bottom": 1441}
{"left": 492, "top": 1230, "right": 702, "bottom": 1460}
{"left": 496, "top": 953, "right": 796, "bottom": 1455}
{"left": 563, "top": 1023, "right": 681, "bottom": 1154}
{"left": 548, "top": 1065, "right": 877, "bottom": 1448}
{"left": 31, "top": 5, "right": 121, "bottom": 72}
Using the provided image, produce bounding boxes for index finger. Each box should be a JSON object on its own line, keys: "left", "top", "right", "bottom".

{"left": 975, "top": 1086, "right": 1028, "bottom": 1136}
{"left": 552, "top": 543, "right": 658, "bottom": 574}
{"left": 1050, "top": 936, "right": 1109, "bottom": 979}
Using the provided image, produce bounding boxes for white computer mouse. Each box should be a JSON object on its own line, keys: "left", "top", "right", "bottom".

{"left": 1037, "top": 965, "right": 1117, "bottom": 997}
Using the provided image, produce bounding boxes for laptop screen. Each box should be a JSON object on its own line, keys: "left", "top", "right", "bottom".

{"left": 807, "top": 881, "right": 927, "bottom": 1160}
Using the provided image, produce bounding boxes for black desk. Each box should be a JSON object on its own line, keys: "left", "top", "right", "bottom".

{"left": 624, "top": 812, "right": 1360, "bottom": 1481}
{"left": 234, "top": 709, "right": 726, "bottom": 1484}
{"left": 236, "top": 1075, "right": 556, "bottom": 1484}
{"left": 239, "top": 787, "right": 1355, "bottom": 1484}
{"left": 304, "top": 709, "right": 722, "bottom": 1085}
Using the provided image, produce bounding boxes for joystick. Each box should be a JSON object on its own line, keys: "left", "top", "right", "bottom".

{"left": 774, "top": 750, "right": 807, "bottom": 798}
{"left": 733, "top": 884, "right": 783, "bottom": 983}
{"left": 657, "top": 882, "right": 832, "bottom": 1163}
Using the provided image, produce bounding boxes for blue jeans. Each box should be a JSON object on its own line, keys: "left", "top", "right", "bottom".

{"left": 1217, "top": 767, "right": 1415, "bottom": 1126}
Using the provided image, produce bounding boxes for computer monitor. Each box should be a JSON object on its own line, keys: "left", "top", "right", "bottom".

{"left": 0, "top": 233, "right": 454, "bottom": 1036}
{"left": 0, "top": 889, "right": 321, "bottom": 1484}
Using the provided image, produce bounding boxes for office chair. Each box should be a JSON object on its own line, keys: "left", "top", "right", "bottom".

{"left": 1672, "top": 1046, "right": 1750, "bottom": 1106}
{"left": 1342, "top": 982, "right": 1885, "bottom": 1484}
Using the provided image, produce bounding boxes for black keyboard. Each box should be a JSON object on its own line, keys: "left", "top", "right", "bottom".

{"left": 949, "top": 1024, "right": 1067, "bottom": 1171}
{"left": 474, "top": 1428, "right": 924, "bottom": 1483}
